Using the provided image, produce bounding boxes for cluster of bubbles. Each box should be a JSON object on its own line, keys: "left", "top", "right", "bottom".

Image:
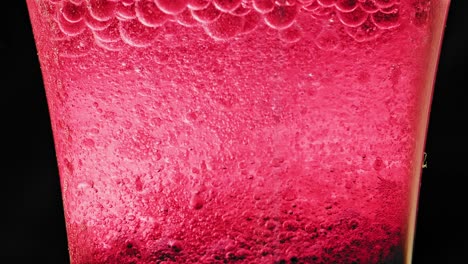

{"left": 44, "top": 0, "right": 404, "bottom": 53}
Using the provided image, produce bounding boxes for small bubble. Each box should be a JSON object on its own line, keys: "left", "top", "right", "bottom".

{"left": 315, "top": 29, "right": 339, "bottom": 50}
{"left": 155, "top": 0, "right": 189, "bottom": 15}
{"left": 335, "top": 0, "right": 359, "bottom": 12}
{"left": 337, "top": 7, "right": 368, "bottom": 27}
{"left": 204, "top": 13, "right": 244, "bottom": 40}
{"left": 188, "top": 0, "right": 211, "bottom": 10}
{"left": 230, "top": 4, "right": 251, "bottom": 16}
{"left": 84, "top": 12, "right": 113, "bottom": 30}
{"left": 93, "top": 19, "right": 120, "bottom": 42}
{"left": 316, "top": 0, "right": 336, "bottom": 8}
{"left": 82, "top": 138, "right": 95, "bottom": 148}
{"left": 191, "top": 3, "right": 222, "bottom": 23}
{"left": 239, "top": 11, "right": 261, "bottom": 34}
{"left": 304, "top": 223, "right": 317, "bottom": 233}
{"left": 190, "top": 193, "right": 204, "bottom": 209}
{"left": 168, "top": 240, "right": 183, "bottom": 252}
{"left": 213, "top": 0, "right": 242, "bottom": 12}
{"left": 374, "top": 0, "right": 398, "bottom": 9}
{"left": 282, "top": 220, "right": 299, "bottom": 231}
{"left": 345, "top": 17, "right": 381, "bottom": 42}
{"left": 371, "top": 10, "right": 400, "bottom": 29}
{"left": 264, "top": 5, "right": 298, "bottom": 30}
{"left": 87, "top": 0, "right": 117, "bottom": 21}
{"left": 136, "top": 0, "right": 170, "bottom": 27}
{"left": 119, "top": 19, "right": 161, "bottom": 47}
{"left": 265, "top": 220, "right": 277, "bottom": 230}
{"left": 177, "top": 8, "right": 198, "bottom": 27}
{"left": 302, "top": 1, "right": 320, "bottom": 12}
{"left": 278, "top": 22, "right": 303, "bottom": 43}
{"left": 57, "top": 12, "right": 86, "bottom": 36}
{"left": 373, "top": 157, "right": 384, "bottom": 171}
{"left": 348, "top": 219, "right": 359, "bottom": 230}
{"left": 270, "top": 157, "right": 285, "bottom": 167}
{"left": 61, "top": 1, "right": 85, "bottom": 23}
{"left": 360, "top": 0, "right": 379, "bottom": 13}
{"left": 115, "top": 1, "right": 137, "bottom": 20}
{"left": 252, "top": 0, "right": 275, "bottom": 14}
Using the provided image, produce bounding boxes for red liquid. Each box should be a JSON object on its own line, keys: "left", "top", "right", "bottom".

{"left": 26, "top": 0, "right": 449, "bottom": 263}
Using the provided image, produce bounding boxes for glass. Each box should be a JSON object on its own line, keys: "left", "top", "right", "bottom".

{"left": 25, "top": 0, "right": 450, "bottom": 263}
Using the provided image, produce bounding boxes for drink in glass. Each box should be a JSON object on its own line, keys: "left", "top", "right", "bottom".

{"left": 26, "top": 0, "right": 450, "bottom": 263}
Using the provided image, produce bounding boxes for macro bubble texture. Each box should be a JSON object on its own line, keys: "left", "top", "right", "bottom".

{"left": 26, "top": 0, "right": 446, "bottom": 263}
{"left": 38, "top": 0, "right": 423, "bottom": 52}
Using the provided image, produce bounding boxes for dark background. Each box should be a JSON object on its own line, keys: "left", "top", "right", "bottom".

{"left": 1, "top": 1, "right": 466, "bottom": 263}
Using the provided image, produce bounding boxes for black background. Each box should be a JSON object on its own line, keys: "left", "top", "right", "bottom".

{"left": 1, "top": 1, "right": 466, "bottom": 263}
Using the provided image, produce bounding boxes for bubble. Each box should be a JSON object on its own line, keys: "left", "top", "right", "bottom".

{"left": 278, "top": 231, "right": 294, "bottom": 243}
{"left": 310, "top": 6, "right": 334, "bottom": 19}
{"left": 93, "top": 19, "right": 121, "bottom": 42}
{"left": 371, "top": 10, "right": 399, "bottom": 29}
{"left": 337, "top": 7, "right": 368, "bottom": 27}
{"left": 59, "top": 31, "right": 93, "bottom": 58}
{"left": 283, "top": 220, "right": 299, "bottom": 231}
{"left": 335, "top": 0, "right": 358, "bottom": 12}
{"left": 155, "top": 0, "right": 189, "bottom": 15}
{"left": 84, "top": 11, "right": 113, "bottom": 30}
{"left": 239, "top": 11, "right": 261, "bottom": 34}
{"left": 135, "top": 0, "right": 170, "bottom": 27}
{"left": 168, "top": 240, "right": 183, "bottom": 252}
{"left": 213, "top": 0, "right": 242, "bottom": 12}
{"left": 270, "top": 157, "right": 285, "bottom": 167}
{"left": 234, "top": 248, "right": 250, "bottom": 259}
{"left": 345, "top": 17, "right": 381, "bottom": 42}
{"left": 348, "top": 219, "right": 359, "bottom": 230}
{"left": 314, "top": 29, "right": 339, "bottom": 50}
{"left": 265, "top": 220, "right": 277, "bottom": 230}
{"left": 264, "top": 5, "right": 298, "bottom": 30}
{"left": 360, "top": 0, "right": 379, "bottom": 13}
{"left": 61, "top": 0, "right": 85, "bottom": 23}
{"left": 281, "top": 188, "right": 298, "bottom": 201}
{"left": 50, "top": 22, "right": 68, "bottom": 41}
{"left": 83, "top": 138, "right": 95, "bottom": 148}
{"left": 252, "top": 0, "right": 275, "bottom": 14}
{"left": 115, "top": 1, "right": 137, "bottom": 20}
{"left": 119, "top": 19, "right": 161, "bottom": 47}
{"left": 373, "top": 157, "right": 384, "bottom": 170}
{"left": 176, "top": 8, "right": 199, "bottom": 27}
{"left": 87, "top": 0, "right": 117, "bottom": 21}
{"left": 57, "top": 11, "right": 86, "bottom": 36}
{"left": 302, "top": 1, "right": 320, "bottom": 12}
{"left": 188, "top": 0, "right": 211, "bottom": 10}
{"left": 230, "top": 5, "right": 252, "bottom": 16}
{"left": 191, "top": 3, "right": 222, "bottom": 24}
{"left": 278, "top": 22, "right": 303, "bottom": 43}
{"left": 316, "top": 0, "right": 336, "bottom": 7}
{"left": 190, "top": 193, "right": 204, "bottom": 209}
{"left": 121, "top": 0, "right": 135, "bottom": 5}
{"left": 374, "top": 0, "right": 397, "bottom": 9}
{"left": 304, "top": 223, "right": 317, "bottom": 233}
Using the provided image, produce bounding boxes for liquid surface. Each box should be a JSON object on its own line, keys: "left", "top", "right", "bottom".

{"left": 26, "top": 0, "right": 446, "bottom": 263}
